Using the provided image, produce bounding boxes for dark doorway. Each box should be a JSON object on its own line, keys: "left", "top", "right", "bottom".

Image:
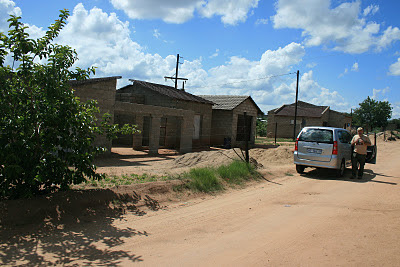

{"left": 236, "top": 114, "right": 252, "bottom": 141}
{"left": 142, "top": 116, "right": 151, "bottom": 146}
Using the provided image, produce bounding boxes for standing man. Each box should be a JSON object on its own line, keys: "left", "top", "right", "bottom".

{"left": 351, "top": 127, "right": 371, "bottom": 179}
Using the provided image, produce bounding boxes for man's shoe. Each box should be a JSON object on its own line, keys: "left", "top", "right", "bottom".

{"left": 350, "top": 176, "right": 356, "bottom": 179}
{"left": 357, "top": 176, "right": 362, "bottom": 179}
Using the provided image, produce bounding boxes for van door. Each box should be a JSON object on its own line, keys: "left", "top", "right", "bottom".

{"left": 366, "top": 133, "right": 377, "bottom": 164}
{"left": 338, "top": 130, "right": 352, "bottom": 162}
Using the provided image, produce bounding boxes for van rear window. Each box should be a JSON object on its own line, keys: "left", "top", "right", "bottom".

{"left": 298, "top": 128, "right": 333, "bottom": 144}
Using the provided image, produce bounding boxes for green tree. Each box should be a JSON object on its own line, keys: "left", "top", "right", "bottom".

{"left": 353, "top": 96, "right": 392, "bottom": 132}
{"left": 0, "top": 11, "right": 135, "bottom": 199}
{"left": 256, "top": 117, "right": 268, "bottom": 137}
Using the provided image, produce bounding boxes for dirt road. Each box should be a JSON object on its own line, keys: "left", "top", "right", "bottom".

{"left": 2, "top": 139, "right": 400, "bottom": 266}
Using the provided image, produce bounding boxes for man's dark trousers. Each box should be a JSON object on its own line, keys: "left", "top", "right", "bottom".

{"left": 352, "top": 152, "right": 366, "bottom": 178}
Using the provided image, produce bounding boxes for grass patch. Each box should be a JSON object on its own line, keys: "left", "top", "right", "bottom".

{"left": 285, "top": 172, "right": 294, "bottom": 176}
{"left": 185, "top": 168, "right": 223, "bottom": 193}
{"left": 176, "top": 160, "right": 261, "bottom": 193}
{"left": 80, "top": 173, "right": 169, "bottom": 188}
{"left": 217, "top": 160, "right": 255, "bottom": 184}
{"left": 79, "top": 161, "right": 261, "bottom": 194}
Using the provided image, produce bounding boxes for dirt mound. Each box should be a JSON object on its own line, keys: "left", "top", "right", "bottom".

{"left": 173, "top": 149, "right": 241, "bottom": 168}
{"left": 250, "top": 146, "right": 294, "bottom": 165}
{"left": 172, "top": 146, "right": 293, "bottom": 170}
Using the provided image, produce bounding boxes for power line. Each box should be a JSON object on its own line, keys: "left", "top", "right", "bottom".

{"left": 190, "top": 72, "right": 296, "bottom": 89}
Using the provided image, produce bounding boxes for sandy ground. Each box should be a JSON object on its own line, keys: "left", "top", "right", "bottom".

{"left": 95, "top": 144, "right": 294, "bottom": 177}
{"left": 1, "top": 135, "right": 400, "bottom": 266}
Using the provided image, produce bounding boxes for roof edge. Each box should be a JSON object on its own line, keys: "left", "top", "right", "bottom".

{"left": 69, "top": 76, "right": 122, "bottom": 86}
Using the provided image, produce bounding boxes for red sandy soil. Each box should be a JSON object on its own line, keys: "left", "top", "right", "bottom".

{"left": 1, "top": 134, "right": 400, "bottom": 266}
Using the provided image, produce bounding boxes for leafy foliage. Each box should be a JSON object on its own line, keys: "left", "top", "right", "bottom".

{"left": 0, "top": 11, "right": 136, "bottom": 199}
{"left": 352, "top": 97, "right": 392, "bottom": 132}
{"left": 256, "top": 117, "right": 268, "bottom": 137}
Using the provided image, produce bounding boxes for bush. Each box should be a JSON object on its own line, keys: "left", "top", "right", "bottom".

{"left": 0, "top": 11, "right": 135, "bottom": 199}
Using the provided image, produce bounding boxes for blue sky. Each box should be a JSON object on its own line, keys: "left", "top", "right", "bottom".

{"left": 1, "top": 0, "right": 399, "bottom": 118}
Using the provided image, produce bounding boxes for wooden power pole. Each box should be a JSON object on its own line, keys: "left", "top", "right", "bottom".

{"left": 164, "top": 54, "right": 188, "bottom": 89}
{"left": 293, "top": 70, "right": 300, "bottom": 141}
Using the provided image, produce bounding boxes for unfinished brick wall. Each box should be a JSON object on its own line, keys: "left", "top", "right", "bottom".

{"left": 115, "top": 84, "right": 212, "bottom": 148}
{"left": 71, "top": 77, "right": 118, "bottom": 153}
{"left": 328, "top": 110, "right": 352, "bottom": 129}
{"left": 210, "top": 109, "right": 233, "bottom": 146}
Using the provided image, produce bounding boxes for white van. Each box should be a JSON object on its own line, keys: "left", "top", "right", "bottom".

{"left": 293, "top": 127, "right": 376, "bottom": 177}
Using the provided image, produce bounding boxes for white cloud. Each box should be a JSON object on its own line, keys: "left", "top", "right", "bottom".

{"left": 372, "top": 87, "right": 389, "bottom": 100}
{"left": 389, "top": 58, "right": 400, "bottom": 76}
{"left": 271, "top": 0, "right": 400, "bottom": 54}
{"left": 153, "top": 29, "right": 161, "bottom": 39}
{"left": 306, "top": 62, "right": 317, "bottom": 68}
{"left": 200, "top": 0, "right": 259, "bottom": 25}
{"left": 209, "top": 49, "right": 219, "bottom": 58}
{"left": 56, "top": 3, "right": 177, "bottom": 85}
{"left": 0, "top": 0, "right": 21, "bottom": 32}
{"left": 392, "top": 102, "right": 400, "bottom": 119}
{"left": 2, "top": 2, "right": 349, "bottom": 115}
{"left": 351, "top": 62, "right": 359, "bottom": 72}
{"left": 110, "top": 0, "right": 259, "bottom": 25}
{"left": 339, "top": 68, "right": 348, "bottom": 78}
{"left": 339, "top": 62, "right": 358, "bottom": 77}
{"left": 255, "top": 18, "right": 268, "bottom": 25}
{"left": 363, "top": 4, "right": 379, "bottom": 17}
{"left": 300, "top": 71, "right": 349, "bottom": 111}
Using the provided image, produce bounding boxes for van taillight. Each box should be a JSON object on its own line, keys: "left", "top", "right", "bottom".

{"left": 295, "top": 138, "right": 299, "bottom": 151}
{"left": 332, "top": 141, "right": 338, "bottom": 155}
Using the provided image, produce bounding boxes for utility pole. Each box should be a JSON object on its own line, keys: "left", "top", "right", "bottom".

{"left": 350, "top": 108, "right": 353, "bottom": 130}
{"left": 164, "top": 54, "right": 188, "bottom": 89}
{"left": 293, "top": 70, "right": 300, "bottom": 141}
{"left": 244, "top": 112, "right": 249, "bottom": 163}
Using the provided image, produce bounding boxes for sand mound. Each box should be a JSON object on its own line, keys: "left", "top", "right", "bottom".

{"left": 173, "top": 149, "right": 241, "bottom": 168}
{"left": 250, "top": 146, "right": 293, "bottom": 166}
{"left": 172, "top": 146, "right": 294, "bottom": 169}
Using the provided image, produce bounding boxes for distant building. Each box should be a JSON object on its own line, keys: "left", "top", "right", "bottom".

{"left": 267, "top": 101, "right": 351, "bottom": 138}
{"left": 199, "top": 95, "right": 264, "bottom": 147}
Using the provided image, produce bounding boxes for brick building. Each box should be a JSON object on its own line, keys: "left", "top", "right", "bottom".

{"left": 114, "top": 80, "right": 213, "bottom": 153}
{"left": 267, "top": 101, "right": 352, "bottom": 138}
{"left": 70, "top": 76, "right": 121, "bottom": 152}
{"left": 71, "top": 76, "right": 265, "bottom": 154}
{"left": 199, "top": 95, "right": 264, "bottom": 147}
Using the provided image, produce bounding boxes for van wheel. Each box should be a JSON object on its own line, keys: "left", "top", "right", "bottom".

{"left": 336, "top": 159, "right": 345, "bottom": 177}
{"left": 296, "top": 165, "right": 305, "bottom": 174}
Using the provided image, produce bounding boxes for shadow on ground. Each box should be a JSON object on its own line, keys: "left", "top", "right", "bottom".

{"left": 300, "top": 167, "right": 397, "bottom": 185}
{"left": 0, "top": 189, "right": 158, "bottom": 265}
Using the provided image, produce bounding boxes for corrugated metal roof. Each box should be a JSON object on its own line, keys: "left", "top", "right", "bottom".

{"left": 129, "top": 80, "right": 213, "bottom": 104}
{"left": 198, "top": 95, "right": 248, "bottom": 110}
{"left": 198, "top": 95, "right": 264, "bottom": 115}
{"left": 272, "top": 101, "right": 329, "bottom": 117}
